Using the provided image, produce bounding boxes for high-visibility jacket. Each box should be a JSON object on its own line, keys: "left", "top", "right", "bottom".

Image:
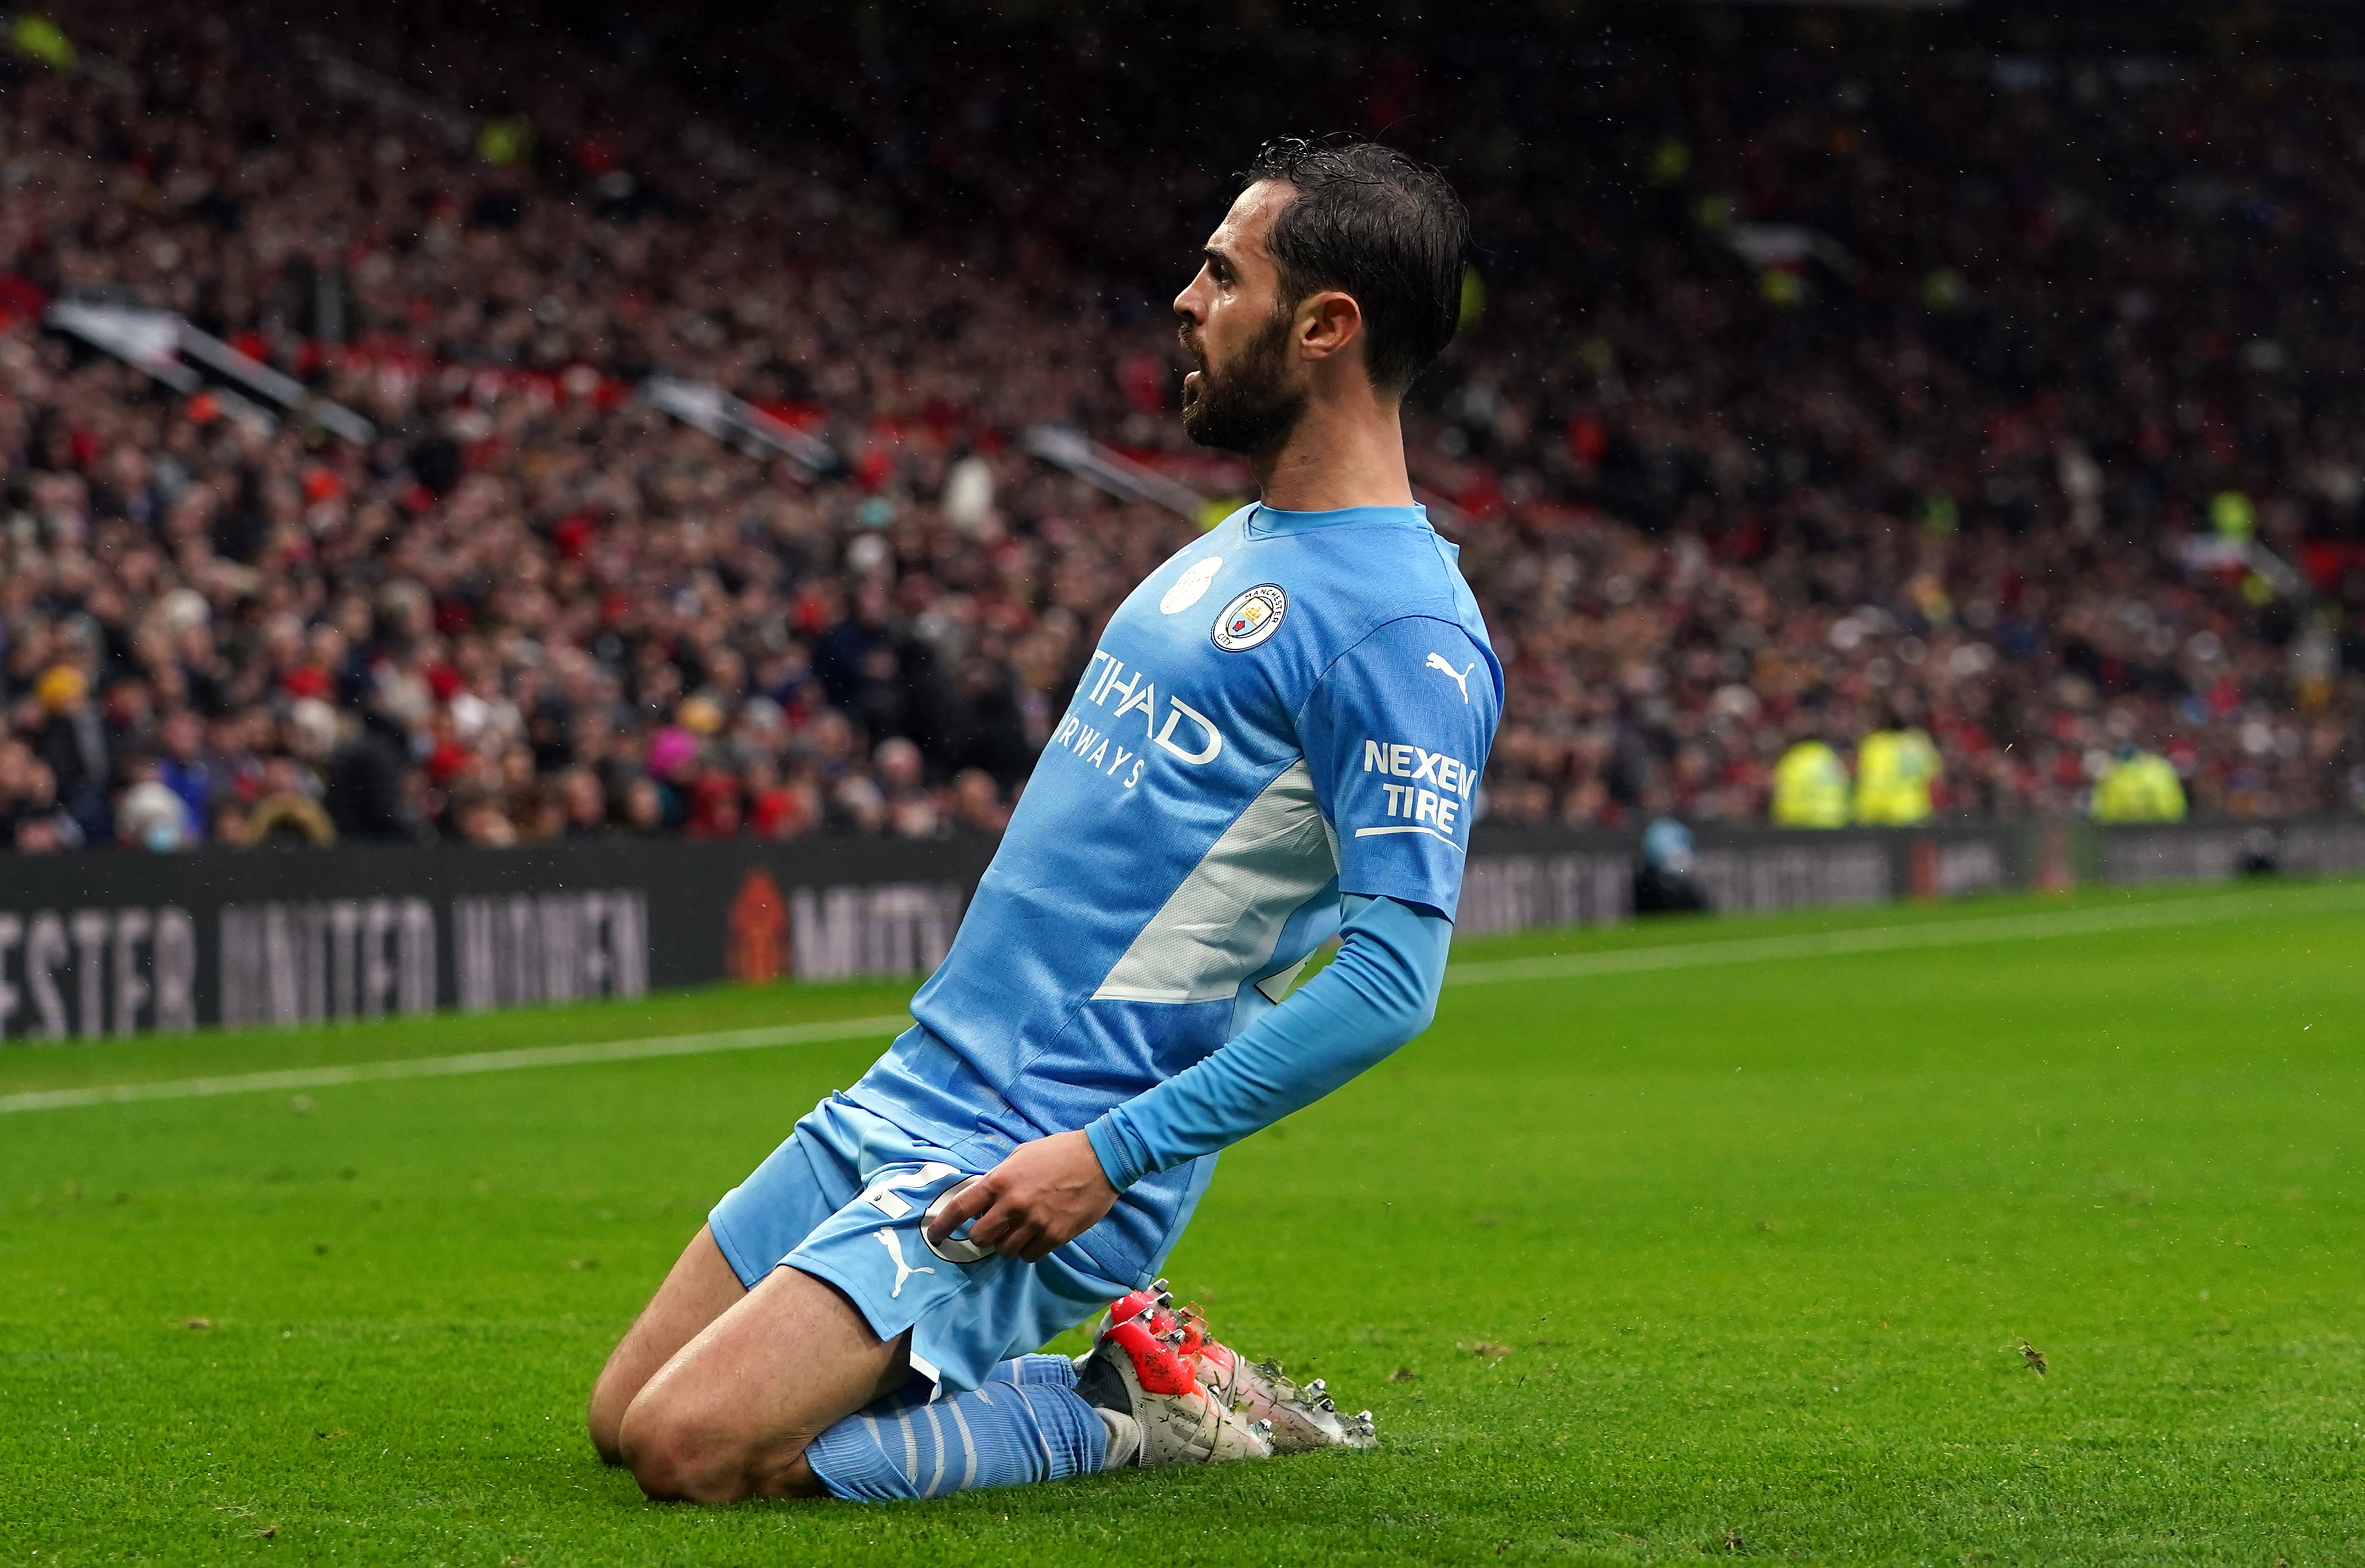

{"left": 1853, "top": 728, "right": 1941, "bottom": 825}
{"left": 1771, "top": 740, "right": 1852, "bottom": 828}
{"left": 2091, "top": 751, "right": 2186, "bottom": 824}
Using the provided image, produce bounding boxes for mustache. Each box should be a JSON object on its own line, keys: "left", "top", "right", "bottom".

{"left": 1176, "top": 322, "right": 1207, "bottom": 370}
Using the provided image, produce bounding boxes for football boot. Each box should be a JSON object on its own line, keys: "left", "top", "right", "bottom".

{"left": 1072, "top": 1286, "right": 1272, "bottom": 1466}
{"left": 1124, "top": 1280, "right": 1378, "bottom": 1454}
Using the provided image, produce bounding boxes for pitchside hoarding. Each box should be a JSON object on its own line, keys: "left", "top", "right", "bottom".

{"left": 0, "top": 820, "right": 2358, "bottom": 1039}
{"left": 0, "top": 836, "right": 989, "bottom": 1040}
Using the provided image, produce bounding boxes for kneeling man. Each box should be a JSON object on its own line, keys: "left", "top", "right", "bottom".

{"left": 588, "top": 138, "right": 1499, "bottom": 1503}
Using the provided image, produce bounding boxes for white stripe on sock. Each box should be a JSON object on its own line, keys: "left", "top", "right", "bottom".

{"left": 898, "top": 1407, "right": 919, "bottom": 1483}
{"left": 1029, "top": 1391, "right": 1057, "bottom": 1473}
{"left": 921, "top": 1402, "right": 947, "bottom": 1498}
{"left": 858, "top": 1411, "right": 883, "bottom": 1468}
{"left": 947, "top": 1398, "right": 978, "bottom": 1492}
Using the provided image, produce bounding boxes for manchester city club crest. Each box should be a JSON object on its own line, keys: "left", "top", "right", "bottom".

{"left": 1211, "top": 584, "right": 1288, "bottom": 651}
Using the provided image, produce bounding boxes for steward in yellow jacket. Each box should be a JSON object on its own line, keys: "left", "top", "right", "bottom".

{"left": 1771, "top": 740, "right": 1852, "bottom": 828}
{"left": 1853, "top": 727, "right": 1941, "bottom": 825}
{"left": 2091, "top": 749, "right": 2186, "bottom": 823}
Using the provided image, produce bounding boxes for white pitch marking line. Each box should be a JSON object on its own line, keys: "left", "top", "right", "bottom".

{"left": 0, "top": 1013, "right": 911, "bottom": 1116}
{"left": 6, "top": 884, "right": 2357, "bottom": 1118}
{"left": 1443, "top": 884, "right": 2365, "bottom": 989}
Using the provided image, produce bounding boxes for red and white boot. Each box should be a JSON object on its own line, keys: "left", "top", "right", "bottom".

{"left": 1098, "top": 1281, "right": 1377, "bottom": 1455}
{"left": 1074, "top": 1285, "right": 1273, "bottom": 1466}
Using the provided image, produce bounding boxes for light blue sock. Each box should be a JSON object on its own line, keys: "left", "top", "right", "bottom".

{"left": 806, "top": 1378, "right": 1108, "bottom": 1501}
{"left": 991, "top": 1354, "right": 1080, "bottom": 1388}
{"left": 857, "top": 1355, "right": 1075, "bottom": 1420}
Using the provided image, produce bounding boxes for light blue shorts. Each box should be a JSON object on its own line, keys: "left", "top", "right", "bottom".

{"left": 708, "top": 1094, "right": 1130, "bottom": 1393}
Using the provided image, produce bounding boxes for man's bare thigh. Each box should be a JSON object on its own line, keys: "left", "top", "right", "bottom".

{"left": 617, "top": 1261, "right": 911, "bottom": 1502}
{"left": 587, "top": 1225, "right": 744, "bottom": 1462}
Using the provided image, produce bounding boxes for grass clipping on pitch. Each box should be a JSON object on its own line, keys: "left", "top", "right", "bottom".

{"left": 1, "top": 880, "right": 2358, "bottom": 1565}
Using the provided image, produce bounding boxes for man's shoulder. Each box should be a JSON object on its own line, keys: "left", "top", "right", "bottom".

{"left": 1269, "top": 530, "right": 1484, "bottom": 651}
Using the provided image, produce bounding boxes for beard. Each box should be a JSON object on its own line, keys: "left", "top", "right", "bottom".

{"left": 1180, "top": 307, "right": 1306, "bottom": 456}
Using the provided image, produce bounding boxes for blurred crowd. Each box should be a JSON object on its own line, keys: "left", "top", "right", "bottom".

{"left": 2, "top": 6, "right": 2362, "bottom": 853}
{"left": 0, "top": 3, "right": 1190, "bottom": 851}
{"left": 1404, "top": 50, "right": 2365, "bottom": 825}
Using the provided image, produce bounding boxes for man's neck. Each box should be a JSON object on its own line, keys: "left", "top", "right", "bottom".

{"left": 1249, "top": 396, "right": 1415, "bottom": 513}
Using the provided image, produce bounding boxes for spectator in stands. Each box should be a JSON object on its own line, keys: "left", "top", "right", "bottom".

{"left": 155, "top": 708, "right": 218, "bottom": 844}
{"left": 326, "top": 697, "right": 432, "bottom": 844}
{"left": 685, "top": 773, "right": 745, "bottom": 840}
{"left": 950, "top": 768, "right": 1010, "bottom": 836}
{"left": 33, "top": 666, "right": 111, "bottom": 844}
{"left": 556, "top": 768, "right": 612, "bottom": 837}
{"left": 742, "top": 758, "right": 819, "bottom": 839}
{"left": 0, "top": 738, "right": 70, "bottom": 849}
{"left": 618, "top": 777, "right": 667, "bottom": 836}
{"left": 875, "top": 738, "right": 940, "bottom": 839}
{"left": 0, "top": 3, "right": 2357, "bottom": 859}
{"left": 116, "top": 772, "right": 192, "bottom": 852}
{"left": 451, "top": 788, "right": 519, "bottom": 848}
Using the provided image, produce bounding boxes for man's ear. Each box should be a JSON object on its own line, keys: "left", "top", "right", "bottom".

{"left": 1295, "top": 290, "right": 1364, "bottom": 364}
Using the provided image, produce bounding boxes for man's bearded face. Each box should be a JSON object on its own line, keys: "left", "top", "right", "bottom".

{"left": 1180, "top": 303, "right": 1306, "bottom": 456}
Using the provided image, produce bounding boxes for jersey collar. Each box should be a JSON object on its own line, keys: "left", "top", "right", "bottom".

{"left": 1243, "top": 502, "right": 1431, "bottom": 537}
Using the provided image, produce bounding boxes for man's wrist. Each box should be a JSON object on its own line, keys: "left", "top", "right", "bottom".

{"left": 1083, "top": 1115, "right": 1144, "bottom": 1193}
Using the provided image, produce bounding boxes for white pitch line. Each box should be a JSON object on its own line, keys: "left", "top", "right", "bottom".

{"left": 1443, "top": 883, "right": 2365, "bottom": 989}
{"left": 5, "top": 884, "right": 2358, "bottom": 1118}
{"left": 0, "top": 1013, "right": 910, "bottom": 1116}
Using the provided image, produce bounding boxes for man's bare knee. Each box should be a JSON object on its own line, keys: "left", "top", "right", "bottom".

{"left": 619, "top": 1400, "right": 750, "bottom": 1503}
{"left": 584, "top": 1225, "right": 748, "bottom": 1468}
{"left": 586, "top": 1372, "right": 633, "bottom": 1467}
{"left": 618, "top": 1397, "right": 824, "bottom": 1503}
{"left": 605, "top": 1261, "right": 906, "bottom": 1502}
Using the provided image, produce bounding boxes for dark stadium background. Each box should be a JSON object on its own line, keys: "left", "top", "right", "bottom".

{"left": 5, "top": 0, "right": 2365, "bottom": 1031}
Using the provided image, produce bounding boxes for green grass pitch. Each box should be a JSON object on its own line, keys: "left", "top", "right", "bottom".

{"left": 4, "top": 878, "right": 2361, "bottom": 1565}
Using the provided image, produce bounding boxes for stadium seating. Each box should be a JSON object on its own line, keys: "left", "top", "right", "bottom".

{"left": 0, "top": 5, "right": 2357, "bottom": 852}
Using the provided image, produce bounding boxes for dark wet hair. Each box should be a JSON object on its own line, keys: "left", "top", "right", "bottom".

{"left": 1240, "top": 138, "right": 1470, "bottom": 397}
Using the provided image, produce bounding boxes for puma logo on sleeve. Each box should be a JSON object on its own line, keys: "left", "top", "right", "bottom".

{"left": 1425, "top": 652, "right": 1474, "bottom": 702}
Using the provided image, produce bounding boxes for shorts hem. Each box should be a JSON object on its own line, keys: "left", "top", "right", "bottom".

{"left": 706, "top": 1207, "right": 774, "bottom": 1290}
{"left": 780, "top": 1252, "right": 945, "bottom": 1363}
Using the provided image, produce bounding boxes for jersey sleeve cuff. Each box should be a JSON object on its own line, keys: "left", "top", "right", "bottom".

{"left": 1084, "top": 1113, "right": 1149, "bottom": 1193}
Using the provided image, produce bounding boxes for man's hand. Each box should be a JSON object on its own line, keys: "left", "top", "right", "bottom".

{"left": 924, "top": 1130, "right": 1118, "bottom": 1263}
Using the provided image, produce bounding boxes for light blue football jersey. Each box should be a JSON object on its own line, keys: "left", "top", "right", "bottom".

{"left": 845, "top": 502, "right": 1501, "bottom": 1286}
